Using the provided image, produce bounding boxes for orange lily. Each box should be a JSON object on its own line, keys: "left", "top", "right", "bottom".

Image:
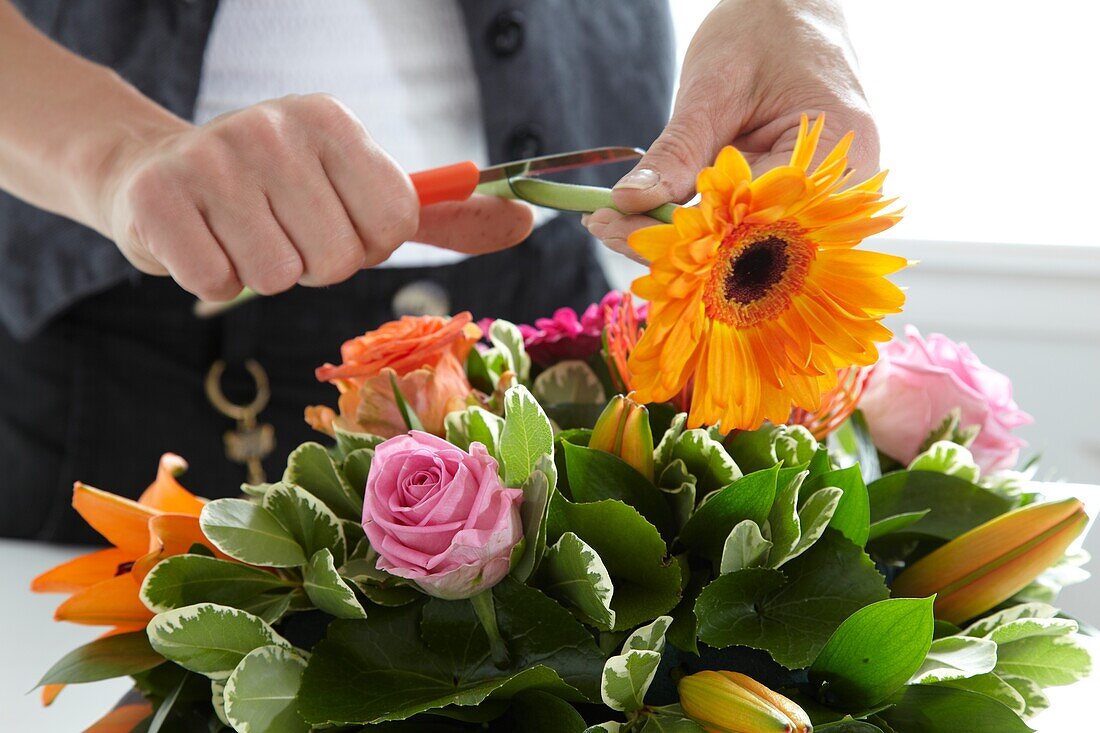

{"left": 83, "top": 702, "right": 154, "bottom": 733}
{"left": 31, "top": 454, "right": 216, "bottom": 704}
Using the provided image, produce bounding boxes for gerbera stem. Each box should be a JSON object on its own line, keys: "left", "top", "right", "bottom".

{"left": 470, "top": 589, "right": 511, "bottom": 669}
{"left": 481, "top": 177, "right": 678, "bottom": 223}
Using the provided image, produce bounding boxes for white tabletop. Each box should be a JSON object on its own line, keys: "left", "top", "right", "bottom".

{"left": 2, "top": 497, "right": 1098, "bottom": 731}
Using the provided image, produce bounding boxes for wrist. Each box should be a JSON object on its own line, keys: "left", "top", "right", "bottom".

{"left": 65, "top": 65, "right": 189, "bottom": 238}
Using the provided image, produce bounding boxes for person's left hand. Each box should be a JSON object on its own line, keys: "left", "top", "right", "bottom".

{"left": 585, "top": 0, "right": 879, "bottom": 262}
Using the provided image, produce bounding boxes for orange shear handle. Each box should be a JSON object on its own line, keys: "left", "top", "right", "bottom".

{"left": 409, "top": 161, "right": 481, "bottom": 207}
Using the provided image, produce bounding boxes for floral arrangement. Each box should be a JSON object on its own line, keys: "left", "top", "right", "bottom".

{"left": 31, "top": 120, "right": 1093, "bottom": 733}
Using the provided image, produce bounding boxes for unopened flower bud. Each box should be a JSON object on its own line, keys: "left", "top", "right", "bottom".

{"left": 678, "top": 670, "right": 812, "bottom": 733}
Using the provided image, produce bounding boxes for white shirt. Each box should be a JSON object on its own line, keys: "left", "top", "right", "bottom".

{"left": 192, "top": 0, "right": 489, "bottom": 267}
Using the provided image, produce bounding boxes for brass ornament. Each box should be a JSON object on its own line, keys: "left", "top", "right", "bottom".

{"left": 204, "top": 359, "right": 275, "bottom": 484}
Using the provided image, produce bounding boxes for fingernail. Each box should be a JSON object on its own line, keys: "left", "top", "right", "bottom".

{"left": 615, "top": 168, "right": 660, "bottom": 191}
{"left": 580, "top": 213, "right": 591, "bottom": 227}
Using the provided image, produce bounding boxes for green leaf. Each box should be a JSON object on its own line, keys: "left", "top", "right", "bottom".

{"left": 639, "top": 709, "right": 706, "bottom": 732}
{"left": 936, "top": 673, "right": 1027, "bottom": 716}
{"left": 297, "top": 579, "right": 603, "bottom": 725}
{"left": 562, "top": 442, "right": 673, "bottom": 538}
{"left": 333, "top": 427, "right": 384, "bottom": 459}
{"left": 445, "top": 405, "right": 505, "bottom": 459}
{"left": 340, "top": 448, "right": 374, "bottom": 501}
{"left": 544, "top": 496, "right": 681, "bottom": 632}
{"left": 533, "top": 359, "right": 606, "bottom": 404}
{"left": 657, "top": 459, "right": 697, "bottom": 532}
{"left": 695, "top": 531, "right": 888, "bottom": 668}
{"left": 725, "top": 424, "right": 780, "bottom": 474}
{"left": 909, "top": 441, "right": 981, "bottom": 483}
{"left": 263, "top": 482, "right": 347, "bottom": 564}
{"left": 303, "top": 548, "right": 367, "bottom": 619}
{"left": 867, "top": 510, "right": 930, "bottom": 542}
{"left": 543, "top": 531, "right": 616, "bottom": 629}
{"left": 961, "top": 602, "right": 1058, "bottom": 639}
{"left": 816, "top": 722, "right": 884, "bottom": 733}
{"left": 199, "top": 499, "right": 307, "bottom": 567}
{"left": 678, "top": 465, "right": 780, "bottom": 563}
{"left": 810, "top": 597, "right": 935, "bottom": 707}
{"left": 667, "top": 428, "right": 741, "bottom": 494}
{"left": 139, "top": 554, "right": 296, "bottom": 623}
{"left": 878, "top": 685, "right": 1033, "bottom": 733}
{"left": 499, "top": 385, "right": 554, "bottom": 487}
{"left": 773, "top": 425, "right": 819, "bottom": 466}
{"left": 147, "top": 603, "right": 291, "bottom": 680}
{"left": 223, "top": 645, "right": 309, "bottom": 733}
{"left": 911, "top": 636, "right": 997, "bottom": 684}
{"left": 496, "top": 690, "right": 588, "bottom": 733}
{"left": 790, "top": 487, "right": 843, "bottom": 562}
{"left": 600, "top": 616, "right": 671, "bottom": 713}
{"left": 510, "top": 454, "right": 556, "bottom": 583}
{"left": 803, "top": 466, "right": 870, "bottom": 547}
{"left": 284, "top": 442, "right": 363, "bottom": 521}
{"left": 36, "top": 631, "right": 163, "bottom": 687}
{"left": 766, "top": 469, "right": 806, "bottom": 567}
{"left": 489, "top": 319, "right": 531, "bottom": 383}
{"left": 994, "top": 634, "right": 1093, "bottom": 687}
{"left": 867, "top": 470, "right": 1014, "bottom": 541}
{"left": 388, "top": 371, "right": 425, "bottom": 432}
{"left": 719, "top": 520, "right": 773, "bottom": 574}
{"left": 653, "top": 412, "right": 688, "bottom": 477}
{"left": 1001, "top": 675, "right": 1050, "bottom": 717}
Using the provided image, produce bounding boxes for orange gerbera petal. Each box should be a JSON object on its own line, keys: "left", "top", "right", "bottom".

{"left": 627, "top": 114, "right": 904, "bottom": 431}
{"left": 83, "top": 703, "right": 154, "bottom": 733}
{"left": 137, "top": 454, "right": 205, "bottom": 516}
{"left": 31, "top": 547, "right": 135, "bottom": 594}
{"left": 53, "top": 572, "right": 153, "bottom": 628}
{"left": 72, "top": 483, "right": 157, "bottom": 554}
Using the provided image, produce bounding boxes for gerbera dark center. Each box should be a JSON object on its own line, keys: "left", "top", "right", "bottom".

{"left": 725, "top": 236, "right": 790, "bottom": 304}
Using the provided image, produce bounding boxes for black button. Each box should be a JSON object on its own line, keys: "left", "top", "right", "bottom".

{"left": 487, "top": 10, "right": 525, "bottom": 58}
{"left": 507, "top": 124, "right": 543, "bottom": 160}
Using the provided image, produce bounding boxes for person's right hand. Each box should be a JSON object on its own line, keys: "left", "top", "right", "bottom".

{"left": 97, "top": 94, "right": 534, "bottom": 302}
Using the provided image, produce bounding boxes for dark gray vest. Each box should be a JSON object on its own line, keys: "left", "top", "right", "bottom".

{"left": 2, "top": 0, "right": 674, "bottom": 339}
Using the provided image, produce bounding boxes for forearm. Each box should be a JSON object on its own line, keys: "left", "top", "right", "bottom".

{"left": 0, "top": 1, "right": 187, "bottom": 235}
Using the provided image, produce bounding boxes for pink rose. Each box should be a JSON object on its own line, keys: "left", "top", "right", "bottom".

{"left": 860, "top": 326, "right": 1032, "bottom": 473}
{"left": 362, "top": 431, "right": 524, "bottom": 600}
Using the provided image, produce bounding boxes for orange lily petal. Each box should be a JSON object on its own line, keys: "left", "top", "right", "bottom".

{"left": 53, "top": 573, "right": 153, "bottom": 628}
{"left": 132, "top": 513, "right": 220, "bottom": 582}
{"left": 137, "top": 454, "right": 205, "bottom": 516}
{"left": 73, "top": 483, "right": 157, "bottom": 554}
{"left": 41, "top": 684, "right": 64, "bottom": 706}
{"left": 31, "top": 547, "right": 135, "bottom": 594}
{"left": 83, "top": 703, "right": 154, "bottom": 733}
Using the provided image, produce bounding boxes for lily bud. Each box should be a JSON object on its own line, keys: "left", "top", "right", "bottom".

{"left": 678, "top": 670, "right": 812, "bottom": 733}
{"left": 589, "top": 394, "right": 655, "bottom": 482}
{"left": 892, "top": 498, "right": 1088, "bottom": 624}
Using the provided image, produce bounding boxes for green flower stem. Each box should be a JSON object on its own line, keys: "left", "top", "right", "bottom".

{"left": 481, "top": 177, "right": 678, "bottom": 223}
{"left": 470, "top": 589, "right": 511, "bottom": 669}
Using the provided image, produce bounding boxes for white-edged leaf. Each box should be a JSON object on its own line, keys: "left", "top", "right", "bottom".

{"left": 303, "top": 549, "right": 367, "bottom": 619}
{"left": 653, "top": 413, "right": 688, "bottom": 476}
{"left": 139, "top": 554, "right": 295, "bottom": 623}
{"left": 1001, "top": 674, "right": 1050, "bottom": 717}
{"left": 719, "top": 520, "right": 772, "bottom": 574}
{"left": 937, "top": 673, "right": 1027, "bottom": 717}
{"left": 489, "top": 319, "right": 531, "bottom": 383}
{"left": 263, "top": 482, "right": 346, "bottom": 564}
{"left": 962, "top": 602, "right": 1057, "bottom": 638}
{"left": 995, "top": 634, "right": 1093, "bottom": 687}
{"left": 223, "top": 645, "right": 309, "bottom": 733}
{"left": 146, "top": 603, "right": 291, "bottom": 680}
{"left": 584, "top": 724, "right": 624, "bottom": 733}
{"left": 283, "top": 442, "right": 362, "bottom": 520}
{"left": 543, "top": 532, "right": 616, "bottom": 629}
{"left": 786, "top": 486, "right": 843, "bottom": 561}
{"left": 911, "top": 636, "right": 998, "bottom": 684}
{"left": 766, "top": 470, "right": 808, "bottom": 567}
{"left": 499, "top": 385, "right": 553, "bottom": 487}
{"left": 601, "top": 649, "right": 661, "bottom": 713}
{"left": 510, "top": 455, "right": 555, "bottom": 582}
{"left": 533, "top": 360, "right": 606, "bottom": 404}
{"left": 623, "top": 616, "right": 673, "bottom": 654}
{"left": 986, "top": 617, "right": 1078, "bottom": 645}
{"left": 199, "top": 499, "right": 307, "bottom": 567}
{"left": 445, "top": 405, "right": 505, "bottom": 459}
{"left": 211, "top": 679, "right": 231, "bottom": 727}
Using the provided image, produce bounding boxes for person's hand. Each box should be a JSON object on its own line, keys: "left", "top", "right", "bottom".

{"left": 585, "top": 0, "right": 878, "bottom": 262}
{"left": 97, "top": 94, "right": 533, "bottom": 301}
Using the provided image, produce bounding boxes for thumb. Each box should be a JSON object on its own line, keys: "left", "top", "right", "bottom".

{"left": 612, "top": 113, "right": 723, "bottom": 214}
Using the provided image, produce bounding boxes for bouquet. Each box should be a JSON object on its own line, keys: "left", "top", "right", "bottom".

{"left": 31, "top": 118, "right": 1092, "bottom": 733}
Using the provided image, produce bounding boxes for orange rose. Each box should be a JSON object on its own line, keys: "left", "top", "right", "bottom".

{"left": 308, "top": 313, "right": 480, "bottom": 438}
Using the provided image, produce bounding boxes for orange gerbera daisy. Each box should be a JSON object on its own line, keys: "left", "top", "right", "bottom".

{"left": 627, "top": 115, "right": 907, "bottom": 431}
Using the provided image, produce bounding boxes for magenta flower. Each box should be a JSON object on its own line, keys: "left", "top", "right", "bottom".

{"left": 514, "top": 291, "right": 648, "bottom": 367}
